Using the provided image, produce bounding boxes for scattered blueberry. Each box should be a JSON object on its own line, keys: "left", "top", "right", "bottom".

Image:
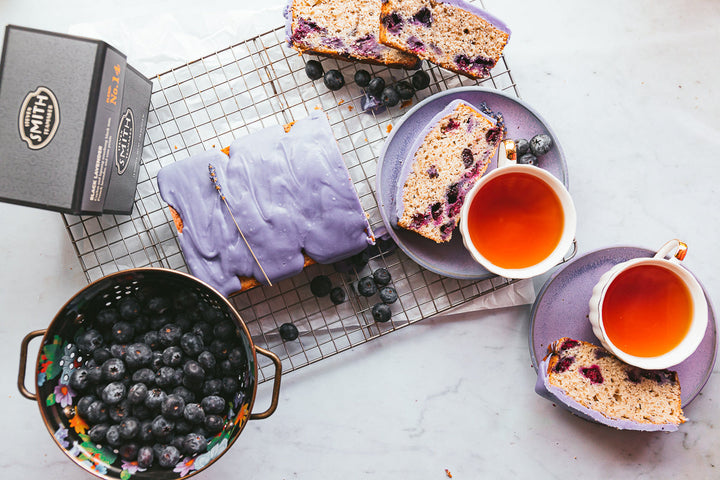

{"left": 162, "top": 346, "right": 184, "bottom": 367}
{"left": 204, "top": 414, "right": 224, "bottom": 434}
{"left": 395, "top": 81, "right": 415, "bottom": 100}
{"left": 126, "top": 342, "right": 153, "bottom": 369}
{"left": 183, "top": 433, "right": 208, "bottom": 455}
{"left": 371, "top": 303, "right": 392, "bottom": 323}
{"left": 323, "top": 69, "right": 345, "bottom": 91}
{"left": 515, "top": 138, "right": 530, "bottom": 156}
{"left": 367, "top": 77, "right": 386, "bottom": 98}
{"left": 354, "top": 69, "right": 371, "bottom": 87}
{"left": 151, "top": 414, "right": 175, "bottom": 439}
{"left": 157, "top": 445, "right": 181, "bottom": 468}
{"left": 378, "top": 286, "right": 398, "bottom": 304}
{"left": 127, "top": 383, "right": 149, "bottom": 405}
{"left": 279, "top": 322, "right": 299, "bottom": 341}
{"left": 329, "top": 287, "right": 347, "bottom": 305}
{"left": 517, "top": 153, "right": 538, "bottom": 166}
{"left": 357, "top": 276, "right": 378, "bottom": 297}
{"left": 411, "top": 70, "right": 430, "bottom": 90}
{"left": 310, "top": 275, "right": 332, "bottom": 297}
{"left": 304, "top": 59, "right": 324, "bottom": 80}
{"left": 184, "top": 403, "right": 206, "bottom": 424}
{"left": 530, "top": 134, "right": 553, "bottom": 156}
{"left": 118, "top": 417, "right": 141, "bottom": 439}
{"left": 88, "top": 423, "right": 110, "bottom": 443}
{"left": 161, "top": 394, "right": 186, "bottom": 419}
{"left": 85, "top": 400, "right": 110, "bottom": 424}
{"left": 372, "top": 268, "right": 391, "bottom": 287}
{"left": 380, "top": 86, "right": 400, "bottom": 107}
{"left": 69, "top": 367, "right": 90, "bottom": 392}
{"left": 137, "top": 445, "right": 154, "bottom": 469}
{"left": 180, "top": 333, "right": 204, "bottom": 357}
{"left": 201, "top": 395, "right": 226, "bottom": 415}
{"left": 101, "top": 382, "right": 127, "bottom": 405}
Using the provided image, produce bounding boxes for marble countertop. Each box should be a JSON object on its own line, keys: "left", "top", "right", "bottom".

{"left": 1, "top": 0, "right": 719, "bottom": 478}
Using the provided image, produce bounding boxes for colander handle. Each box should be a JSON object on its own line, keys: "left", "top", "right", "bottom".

{"left": 250, "top": 346, "right": 282, "bottom": 420}
{"left": 18, "top": 329, "right": 46, "bottom": 401}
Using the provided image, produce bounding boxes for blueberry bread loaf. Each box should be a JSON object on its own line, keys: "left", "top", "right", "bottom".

{"left": 285, "top": 0, "right": 420, "bottom": 68}
{"left": 379, "top": 0, "right": 510, "bottom": 78}
{"left": 395, "top": 99, "right": 503, "bottom": 243}
{"left": 535, "top": 337, "right": 686, "bottom": 431}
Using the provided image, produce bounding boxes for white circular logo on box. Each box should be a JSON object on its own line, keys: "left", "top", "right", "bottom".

{"left": 18, "top": 86, "right": 60, "bottom": 150}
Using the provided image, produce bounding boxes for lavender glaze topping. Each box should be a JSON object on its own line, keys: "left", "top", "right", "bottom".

{"left": 157, "top": 112, "right": 374, "bottom": 297}
{"left": 534, "top": 357, "right": 679, "bottom": 432}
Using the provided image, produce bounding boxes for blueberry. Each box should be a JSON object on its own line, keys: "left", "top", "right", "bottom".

{"left": 180, "top": 333, "right": 204, "bottom": 357}
{"left": 184, "top": 403, "right": 206, "bottom": 424}
{"left": 175, "top": 419, "right": 193, "bottom": 435}
{"left": 151, "top": 415, "right": 175, "bottom": 439}
{"left": 119, "top": 443, "right": 139, "bottom": 461}
{"left": 155, "top": 366, "right": 178, "bottom": 388}
{"left": 147, "top": 296, "right": 171, "bottom": 315}
{"left": 76, "top": 329, "right": 104, "bottom": 354}
{"left": 150, "top": 351, "right": 164, "bottom": 371}
{"left": 197, "top": 351, "right": 217, "bottom": 372}
{"left": 208, "top": 339, "right": 230, "bottom": 359}
{"left": 126, "top": 342, "right": 153, "bottom": 369}
{"left": 323, "top": 69, "right": 345, "bottom": 91}
{"left": 109, "top": 400, "right": 132, "bottom": 422}
{"left": 86, "top": 400, "right": 109, "bottom": 423}
{"left": 105, "top": 424, "right": 123, "bottom": 446}
{"left": 329, "top": 287, "right": 346, "bottom": 305}
{"left": 305, "top": 59, "right": 324, "bottom": 80}
{"left": 111, "top": 321, "right": 135, "bottom": 343}
{"left": 354, "top": 69, "right": 371, "bottom": 87}
{"left": 202, "top": 379, "right": 223, "bottom": 397}
{"left": 77, "top": 395, "right": 97, "bottom": 419}
{"left": 101, "top": 381, "right": 127, "bottom": 405}
{"left": 309, "top": 275, "right": 332, "bottom": 297}
{"left": 395, "top": 80, "right": 415, "bottom": 100}
{"left": 213, "top": 321, "right": 236, "bottom": 339}
{"left": 279, "top": 322, "right": 299, "bottom": 341}
{"left": 204, "top": 414, "right": 224, "bottom": 434}
{"left": 371, "top": 303, "right": 392, "bottom": 323}
{"left": 172, "top": 386, "right": 196, "bottom": 405}
{"left": 137, "top": 445, "right": 154, "bottom": 469}
{"left": 518, "top": 153, "right": 538, "bottom": 166}
{"left": 69, "top": 367, "right": 90, "bottom": 392}
{"left": 92, "top": 347, "right": 112, "bottom": 364}
{"left": 133, "top": 404, "right": 153, "bottom": 421}
{"left": 109, "top": 344, "right": 128, "bottom": 360}
{"left": 96, "top": 308, "right": 120, "bottom": 329}
{"left": 380, "top": 86, "right": 400, "bottom": 107}
{"left": 161, "top": 394, "right": 186, "bottom": 419}
{"left": 218, "top": 359, "right": 235, "bottom": 377}
{"left": 87, "top": 365, "right": 102, "bottom": 384}
{"left": 201, "top": 395, "right": 226, "bottom": 414}
{"left": 462, "top": 148, "right": 474, "bottom": 168}
{"left": 174, "top": 312, "right": 193, "bottom": 333}
{"left": 357, "top": 276, "right": 377, "bottom": 297}
{"left": 145, "top": 388, "right": 168, "bottom": 410}
{"left": 411, "top": 70, "right": 430, "bottom": 90}
{"left": 157, "top": 445, "right": 181, "bottom": 468}
{"left": 367, "top": 77, "right": 386, "bottom": 98}
{"left": 183, "top": 360, "right": 206, "bottom": 381}
{"left": 132, "top": 368, "right": 155, "bottom": 385}
{"left": 174, "top": 290, "right": 200, "bottom": 311}
{"left": 118, "top": 296, "right": 142, "bottom": 320}
{"left": 162, "top": 346, "right": 184, "bottom": 367}
{"left": 118, "top": 417, "right": 140, "bottom": 439}
{"left": 158, "top": 323, "right": 182, "bottom": 347}
{"left": 192, "top": 322, "right": 213, "bottom": 342}
{"left": 137, "top": 420, "right": 154, "bottom": 443}
{"left": 529, "top": 134, "right": 553, "bottom": 156}
{"left": 127, "top": 383, "right": 148, "bottom": 405}
{"left": 88, "top": 423, "right": 109, "bottom": 443}
{"left": 515, "top": 138, "right": 530, "bottom": 156}
{"left": 379, "top": 286, "right": 398, "bottom": 304}
{"left": 372, "top": 268, "right": 392, "bottom": 287}
{"left": 183, "top": 433, "right": 208, "bottom": 455}
{"left": 413, "top": 7, "right": 433, "bottom": 27}
{"left": 227, "top": 347, "right": 246, "bottom": 369}
{"left": 221, "top": 377, "right": 240, "bottom": 397}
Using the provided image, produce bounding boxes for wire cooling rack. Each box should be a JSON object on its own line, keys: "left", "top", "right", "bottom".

{"left": 62, "top": 16, "right": 564, "bottom": 383}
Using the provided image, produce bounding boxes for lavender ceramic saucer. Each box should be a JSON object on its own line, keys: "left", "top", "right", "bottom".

{"left": 375, "top": 86, "right": 568, "bottom": 279}
{"left": 529, "top": 246, "right": 718, "bottom": 406}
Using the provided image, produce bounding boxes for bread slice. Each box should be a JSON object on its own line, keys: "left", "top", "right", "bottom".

{"left": 379, "top": 0, "right": 510, "bottom": 78}
{"left": 285, "top": 0, "right": 420, "bottom": 68}
{"left": 395, "top": 99, "right": 502, "bottom": 243}
{"left": 535, "top": 337, "right": 686, "bottom": 431}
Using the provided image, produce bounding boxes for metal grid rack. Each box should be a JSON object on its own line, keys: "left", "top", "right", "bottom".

{"left": 62, "top": 19, "right": 531, "bottom": 383}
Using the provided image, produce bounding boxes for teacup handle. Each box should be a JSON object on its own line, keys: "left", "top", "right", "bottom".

{"left": 497, "top": 140, "right": 517, "bottom": 169}
{"left": 654, "top": 239, "right": 688, "bottom": 264}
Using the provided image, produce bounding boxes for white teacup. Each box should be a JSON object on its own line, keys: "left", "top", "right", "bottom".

{"left": 588, "top": 239, "right": 708, "bottom": 370}
{"left": 459, "top": 140, "right": 576, "bottom": 279}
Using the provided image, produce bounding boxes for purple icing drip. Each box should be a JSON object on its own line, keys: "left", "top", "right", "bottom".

{"left": 157, "top": 112, "right": 373, "bottom": 297}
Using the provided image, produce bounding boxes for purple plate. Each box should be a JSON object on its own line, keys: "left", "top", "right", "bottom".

{"left": 376, "top": 86, "right": 568, "bottom": 279}
{"left": 529, "top": 246, "right": 718, "bottom": 406}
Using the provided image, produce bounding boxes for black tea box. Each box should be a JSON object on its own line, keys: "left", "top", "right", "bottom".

{"left": 0, "top": 25, "right": 152, "bottom": 215}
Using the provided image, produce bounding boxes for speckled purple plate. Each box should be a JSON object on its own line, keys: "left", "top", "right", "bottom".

{"left": 529, "top": 246, "right": 718, "bottom": 407}
{"left": 376, "top": 86, "right": 568, "bottom": 279}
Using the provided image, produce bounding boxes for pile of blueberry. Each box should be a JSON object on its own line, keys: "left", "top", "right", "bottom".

{"left": 514, "top": 133, "right": 553, "bottom": 166}
{"left": 356, "top": 267, "right": 398, "bottom": 323}
{"left": 67, "top": 289, "right": 249, "bottom": 469}
{"left": 304, "top": 59, "right": 431, "bottom": 109}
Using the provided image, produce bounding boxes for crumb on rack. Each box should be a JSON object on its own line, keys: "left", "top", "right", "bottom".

{"left": 338, "top": 99, "right": 345, "bottom": 105}
{"left": 221, "top": 146, "right": 230, "bottom": 155}
{"left": 445, "top": 469, "right": 453, "bottom": 478}
{"left": 283, "top": 121, "right": 296, "bottom": 133}
{"left": 386, "top": 124, "right": 393, "bottom": 133}
{"left": 348, "top": 105, "right": 354, "bottom": 111}
{"left": 401, "top": 100, "right": 413, "bottom": 108}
